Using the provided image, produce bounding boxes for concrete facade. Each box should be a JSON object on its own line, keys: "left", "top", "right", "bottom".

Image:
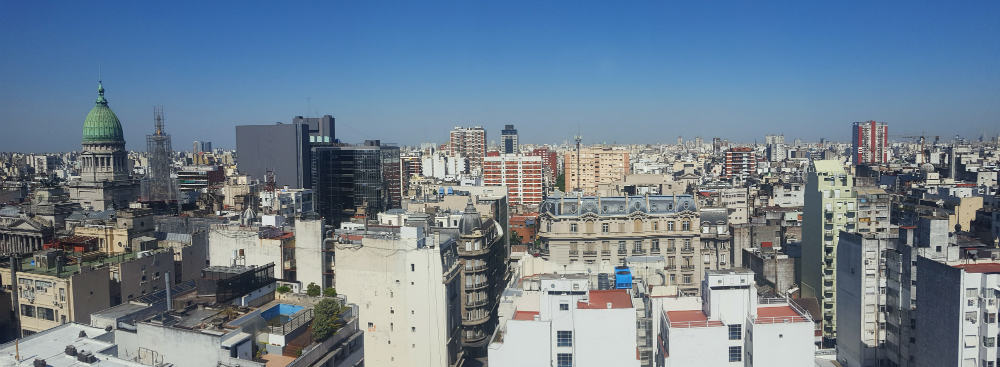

{"left": 658, "top": 269, "right": 814, "bottom": 367}
{"left": 335, "top": 225, "right": 464, "bottom": 367}
{"left": 488, "top": 277, "right": 640, "bottom": 367}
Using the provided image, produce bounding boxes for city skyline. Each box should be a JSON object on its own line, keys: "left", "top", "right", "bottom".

{"left": 1, "top": 1, "right": 998, "bottom": 152}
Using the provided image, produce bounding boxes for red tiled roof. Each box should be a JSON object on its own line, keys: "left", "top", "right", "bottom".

{"left": 955, "top": 263, "right": 1000, "bottom": 274}
{"left": 513, "top": 311, "right": 539, "bottom": 321}
{"left": 666, "top": 310, "right": 723, "bottom": 328}
{"left": 755, "top": 305, "right": 809, "bottom": 324}
{"left": 577, "top": 289, "right": 633, "bottom": 309}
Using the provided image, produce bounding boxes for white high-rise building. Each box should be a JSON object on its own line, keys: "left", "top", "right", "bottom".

{"left": 657, "top": 269, "right": 814, "bottom": 367}
{"left": 765, "top": 134, "right": 786, "bottom": 162}
{"left": 335, "top": 223, "right": 464, "bottom": 367}
{"left": 836, "top": 232, "right": 895, "bottom": 367}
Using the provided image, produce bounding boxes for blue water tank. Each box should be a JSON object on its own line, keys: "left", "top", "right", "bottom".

{"left": 614, "top": 266, "right": 633, "bottom": 289}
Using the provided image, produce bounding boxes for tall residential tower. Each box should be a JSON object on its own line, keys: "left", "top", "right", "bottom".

{"left": 801, "top": 160, "right": 857, "bottom": 345}
{"left": 852, "top": 120, "right": 889, "bottom": 165}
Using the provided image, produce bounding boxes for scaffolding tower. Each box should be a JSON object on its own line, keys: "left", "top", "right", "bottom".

{"left": 141, "top": 106, "right": 179, "bottom": 203}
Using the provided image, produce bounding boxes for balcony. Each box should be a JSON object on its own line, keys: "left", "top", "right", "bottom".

{"left": 680, "top": 265, "right": 695, "bottom": 271}
{"left": 465, "top": 280, "right": 488, "bottom": 290}
{"left": 680, "top": 247, "right": 695, "bottom": 254}
{"left": 583, "top": 250, "right": 598, "bottom": 257}
{"left": 465, "top": 263, "right": 488, "bottom": 272}
{"left": 618, "top": 250, "right": 628, "bottom": 256}
{"left": 665, "top": 247, "right": 676, "bottom": 254}
{"left": 466, "top": 298, "right": 489, "bottom": 308}
{"left": 632, "top": 249, "right": 647, "bottom": 255}
{"left": 568, "top": 250, "right": 579, "bottom": 256}
{"left": 601, "top": 250, "right": 611, "bottom": 256}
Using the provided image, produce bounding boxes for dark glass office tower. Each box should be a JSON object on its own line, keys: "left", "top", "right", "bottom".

{"left": 311, "top": 140, "right": 402, "bottom": 225}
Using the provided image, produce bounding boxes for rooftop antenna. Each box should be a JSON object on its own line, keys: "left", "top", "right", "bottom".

{"left": 154, "top": 105, "right": 164, "bottom": 136}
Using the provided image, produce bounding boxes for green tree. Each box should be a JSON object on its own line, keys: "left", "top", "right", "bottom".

{"left": 276, "top": 285, "right": 291, "bottom": 294}
{"left": 509, "top": 230, "right": 523, "bottom": 246}
{"left": 306, "top": 282, "right": 321, "bottom": 297}
{"left": 323, "top": 287, "right": 337, "bottom": 297}
{"left": 311, "top": 298, "right": 345, "bottom": 341}
{"left": 556, "top": 173, "right": 566, "bottom": 192}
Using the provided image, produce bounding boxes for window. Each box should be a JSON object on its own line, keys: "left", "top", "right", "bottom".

{"left": 634, "top": 241, "right": 643, "bottom": 252}
{"left": 728, "top": 324, "right": 742, "bottom": 340}
{"left": 570, "top": 224, "right": 578, "bottom": 233}
{"left": 34, "top": 280, "right": 53, "bottom": 293}
{"left": 560, "top": 303, "right": 569, "bottom": 311}
{"left": 557, "top": 331, "right": 573, "bottom": 347}
{"left": 20, "top": 305, "right": 35, "bottom": 318}
{"left": 984, "top": 336, "right": 996, "bottom": 347}
{"left": 728, "top": 346, "right": 742, "bottom": 362}
{"left": 557, "top": 353, "right": 572, "bottom": 367}
{"left": 667, "top": 221, "right": 675, "bottom": 231}
{"left": 683, "top": 275, "right": 692, "bottom": 284}
{"left": 653, "top": 221, "right": 659, "bottom": 231}
{"left": 683, "top": 239, "right": 692, "bottom": 250}
{"left": 601, "top": 223, "right": 609, "bottom": 233}
{"left": 651, "top": 239, "right": 660, "bottom": 253}
{"left": 618, "top": 241, "right": 627, "bottom": 254}
{"left": 682, "top": 220, "right": 691, "bottom": 231}
{"left": 37, "top": 307, "right": 55, "bottom": 321}
{"left": 411, "top": 264, "right": 415, "bottom": 272}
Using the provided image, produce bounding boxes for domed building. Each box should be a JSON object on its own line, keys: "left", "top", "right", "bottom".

{"left": 68, "top": 82, "right": 139, "bottom": 210}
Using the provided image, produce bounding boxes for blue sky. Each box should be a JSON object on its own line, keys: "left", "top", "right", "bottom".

{"left": 1, "top": 1, "right": 998, "bottom": 152}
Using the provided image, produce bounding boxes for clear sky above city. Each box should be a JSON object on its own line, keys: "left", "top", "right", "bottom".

{"left": 1, "top": 1, "right": 998, "bottom": 152}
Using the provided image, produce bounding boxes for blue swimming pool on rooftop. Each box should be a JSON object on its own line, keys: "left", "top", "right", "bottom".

{"left": 261, "top": 304, "right": 304, "bottom": 325}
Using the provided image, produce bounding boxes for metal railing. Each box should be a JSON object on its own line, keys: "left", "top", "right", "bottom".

{"left": 466, "top": 298, "right": 489, "bottom": 307}
{"left": 268, "top": 308, "right": 314, "bottom": 335}
{"left": 668, "top": 319, "right": 723, "bottom": 328}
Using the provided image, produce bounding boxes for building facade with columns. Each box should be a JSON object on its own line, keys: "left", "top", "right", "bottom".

{"left": 538, "top": 194, "right": 703, "bottom": 296}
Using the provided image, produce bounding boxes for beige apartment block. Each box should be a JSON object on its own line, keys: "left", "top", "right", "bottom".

{"left": 2, "top": 257, "right": 110, "bottom": 336}
{"left": 564, "top": 147, "right": 630, "bottom": 195}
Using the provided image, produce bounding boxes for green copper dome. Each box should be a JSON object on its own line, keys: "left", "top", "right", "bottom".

{"left": 82, "top": 81, "right": 124, "bottom": 143}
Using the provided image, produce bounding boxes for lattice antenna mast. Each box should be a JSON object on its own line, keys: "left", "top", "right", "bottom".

{"left": 154, "top": 106, "right": 165, "bottom": 136}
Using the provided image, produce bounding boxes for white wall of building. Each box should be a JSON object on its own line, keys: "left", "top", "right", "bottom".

{"left": 336, "top": 229, "right": 461, "bottom": 367}
{"left": 294, "top": 218, "right": 325, "bottom": 289}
